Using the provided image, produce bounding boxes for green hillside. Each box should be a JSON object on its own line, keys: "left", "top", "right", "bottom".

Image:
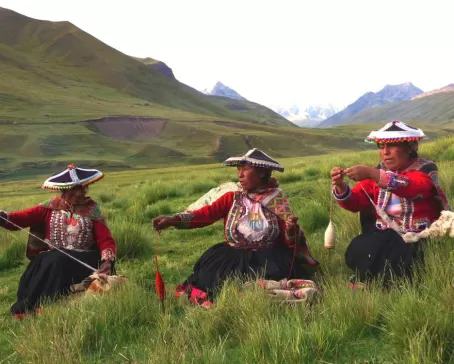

{"left": 0, "top": 7, "right": 290, "bottom": 126}
{"left": 1, "top": 119, "right": 453, "bottom": 179}
{"left": 325, "top": 92, "right": 454, "bottom": 126}
{"left": 0, "top": 119, "right": 372, "bottom": 179}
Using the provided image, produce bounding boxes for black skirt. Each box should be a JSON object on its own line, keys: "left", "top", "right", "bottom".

{"left": 11, "top": 248, "right": 101, "bottom": 314}
{"left": 183, "top": 242, "right": 309, "bottom": 300}
{"left": 345, "top": 228, "right": 424, "bottom": 283}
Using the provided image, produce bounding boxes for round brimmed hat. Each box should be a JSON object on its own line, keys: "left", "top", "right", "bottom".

{"left": 365, "top": 120, "right": 427, "bottom": 143}
{"left": 42, "top": 164, "right": 104, "bottom": 190}
{"left": 223, "top": 148, "right": 284, "bottom": 172}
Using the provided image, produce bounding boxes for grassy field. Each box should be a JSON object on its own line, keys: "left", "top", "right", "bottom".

{"left": 1, "top": 137, "right": 454, "bottom": 363}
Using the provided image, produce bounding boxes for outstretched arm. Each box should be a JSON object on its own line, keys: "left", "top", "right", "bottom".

{"left": 153, "top": 192, "right": 235, "bottom": 231}
{"left": 0, "top": 206, "right": 47, "bottom": 231}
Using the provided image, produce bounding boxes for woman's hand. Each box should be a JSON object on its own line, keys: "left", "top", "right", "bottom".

{"left": 286, "top": 214, "right": 299, "bottom": 237}
{"left": 152, "top": 215, "right": 179, "bottom": 231}
{"left": 330, "top": 167, "right": 347, "bottom": 194}
{"left": 0, "top": 211, "right": 7, "bottom": 227}
{"left": 344, "top": 166, "right": 379, "bottom": 182}
{"left": 97, "top": 260, "right": 113, "bottom": 275}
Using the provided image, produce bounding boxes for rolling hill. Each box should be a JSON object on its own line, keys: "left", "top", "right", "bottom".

{"left": 0, "top": 7, "right": 291, "bottom": 126}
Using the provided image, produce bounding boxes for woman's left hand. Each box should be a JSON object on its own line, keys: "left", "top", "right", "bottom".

{"left": 344, "top": 165, "right": 380, "bottom": 182}
{"left": 286, "top": 214, "right": 299, "bottom": 237}
{"left": 97, "top": 260, "right": 113, "bottom": 275}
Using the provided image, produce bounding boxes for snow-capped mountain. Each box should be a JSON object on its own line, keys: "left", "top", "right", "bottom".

{"left": 269, "top": 104, "right": 339, "bottom": 127}
{"left": 203, "top": 81, "right": 246, "bottom": 100}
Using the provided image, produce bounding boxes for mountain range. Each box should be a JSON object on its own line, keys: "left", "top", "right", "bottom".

{"left": 320, "top": 83, "right": 454, "bottom": 127}
{"left": 1, "top": 6, "right": 376, "bottom": 178}
{"left": 204, "top": 82, "right": 338, "bottom": 127}
{"left": 205, "top": 80, "right": 454, "bottom": 128}
{"left": 269, "top": 104, "right": 339, "bottom": 127}
{"left": 1, "top": 6, "right": 454, "bottom": 178}
{"left": 319, "top": 83, "right": 423, "bottom": 127}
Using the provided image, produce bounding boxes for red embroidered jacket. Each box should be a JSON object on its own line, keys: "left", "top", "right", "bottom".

{"left": 2, "top": 205, "right": 116, "bottom": 261}
{"left": 176, "top": 191, "right": 319, "bottom": 266}
{"left": 334, "top": 158, "right": 449, "bottom": 232}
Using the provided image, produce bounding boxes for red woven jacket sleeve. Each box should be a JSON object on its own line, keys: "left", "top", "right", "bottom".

{"left": 92, "top": 220, "right": 117, "bottom": 261}
{"left": 175, "top": 192, "right": 234, "bottom": 229}
{"left": 2, "top": 206, "right": 48, "bottom": 230}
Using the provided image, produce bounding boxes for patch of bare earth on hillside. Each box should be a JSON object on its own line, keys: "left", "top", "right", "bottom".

{"left": 213, "top": 121, "right": 265, "bottom": 130}
{"left": 85, "top": 117, "right": 166, "bottom": 141}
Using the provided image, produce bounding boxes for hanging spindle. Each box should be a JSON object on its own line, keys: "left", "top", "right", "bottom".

{"left": 324, "top": 195, "right": 337, "bottom": 252}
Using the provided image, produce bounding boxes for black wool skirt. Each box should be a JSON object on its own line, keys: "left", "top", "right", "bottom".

{"left": 11, "top": 248, "right": 101, "bottom": 314}
{"left": 183, "top": 242, "right": 309, "bottom": 300}
{"left": 345, "top": 228, "right": 424, "bottom": 283}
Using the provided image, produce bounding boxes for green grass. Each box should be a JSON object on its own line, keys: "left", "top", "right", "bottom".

{"left": 1, "top": 137, "right": 454, "bottom": 362}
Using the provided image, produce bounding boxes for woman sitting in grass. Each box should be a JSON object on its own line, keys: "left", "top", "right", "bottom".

{"left": 330, "top": 121, "right": 451, "bottom": 288}
{"left": 153, "top": 148, "right": 319, "bottom": 307}
{"left": 0, "top": 165, "right": 116, "bottom": 318}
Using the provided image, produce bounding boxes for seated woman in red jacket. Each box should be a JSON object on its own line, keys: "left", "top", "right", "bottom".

{"left": 330, "top": 121, "right": 450, "bottom": 286}
{"left": 0, "top": 164, "right": 116, "bottom": 317}
{"left": 153, "top": 148, "right": 319, "bottom": 307}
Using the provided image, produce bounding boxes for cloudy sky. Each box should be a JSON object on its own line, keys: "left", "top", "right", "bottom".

{"left": 2, "top": 0, "right": 453, "bottom": 108}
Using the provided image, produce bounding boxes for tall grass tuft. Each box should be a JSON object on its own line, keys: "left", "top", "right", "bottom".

{"left": 0, "top": 239, "right": 26, "bottom": 270}
{"left": 109, "top": 217, "right": 151, "bottom": 260}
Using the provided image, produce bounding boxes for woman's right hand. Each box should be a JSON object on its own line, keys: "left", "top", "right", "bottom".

{"left": 330, "top": 167, "right": 346, "bottom": 193}
{"left": 152, "top": 215, "right": 179, "bottom": 231}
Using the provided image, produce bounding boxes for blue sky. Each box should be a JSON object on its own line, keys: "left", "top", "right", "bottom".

{"left": 2, "top": 0, "right": 453, "bottom": 108}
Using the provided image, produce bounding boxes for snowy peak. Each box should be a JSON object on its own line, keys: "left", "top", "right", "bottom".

{"left": 203, "top": 81, "right": 246, "bottom": 100}
{"left": 269, "top": 104, "right": 339, "bottom": 124}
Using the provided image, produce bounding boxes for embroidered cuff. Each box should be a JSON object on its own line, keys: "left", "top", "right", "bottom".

{"left": 332, "top": 184, "right": 351, "bottom": 201}
{"left": 383, "top": 171, "right": 409, "bottom": 190}
{"left": 101, "top": 248, "right": 116, "bottom": 262}
{"left": 175, "top": 212, "right": 195, "bottom": 229}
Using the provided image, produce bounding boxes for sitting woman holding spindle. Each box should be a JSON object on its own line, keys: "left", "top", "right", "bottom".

{"left": 0, "top": 165, "right": 116, "bottom": 318}
{"left": 330, "top": 121, "right": 451, "bottom": 287}
{"left": 153, "top": 148, "right": 319, "bottom": 307}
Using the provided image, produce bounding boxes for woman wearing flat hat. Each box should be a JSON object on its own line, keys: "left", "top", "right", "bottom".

{"left": 0, "top": 164, "right": 116, "bottom": 318}
{"left": 153, "top": 148, "right": 319, "bottom": 307}
{"left": 330, "top": 121, "right": 450, "bottom": 287}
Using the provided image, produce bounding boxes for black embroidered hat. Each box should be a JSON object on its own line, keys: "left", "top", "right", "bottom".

{"left": 223, "top": 148, "right": 284, "bottom": 172}
{"left": 42, "top": 164, "right": 104, "bottom": 190}
{"left": 365, "top": 120, "right": 427, "bottom": 143}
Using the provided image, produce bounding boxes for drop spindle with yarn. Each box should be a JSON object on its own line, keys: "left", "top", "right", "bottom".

{"left": 324, "top": 195, "right": 336, "bottom": 250}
